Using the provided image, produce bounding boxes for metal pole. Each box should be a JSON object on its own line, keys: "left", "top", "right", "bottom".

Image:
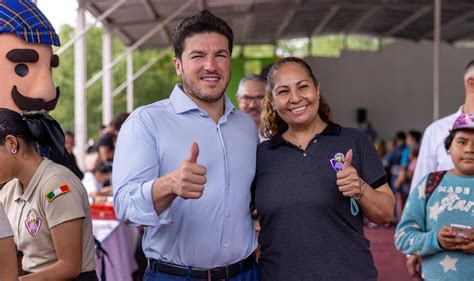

{"left": 433, "top": 0, "right": 441, "bottom": 120}
{"left": 57, "top": 0, "right": 126, "bottom": 56}
{"left": 102, "top": 29, "right": 113, "bottom": 126}
{"left": 74, "top": 0, "right": 87, "bottom": 171}
{"left": 85, "top": 0, "right": 194, "bottom": 89}
{"left": 113, "top": 47, "right": 171, "bottom": 97}
{"left": 126, "top": 51, "right": 134, "bottom": 112}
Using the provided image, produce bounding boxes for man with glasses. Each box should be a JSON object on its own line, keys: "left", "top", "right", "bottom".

{"left": 236, "top": 74, "right": 266, "bottom": 141}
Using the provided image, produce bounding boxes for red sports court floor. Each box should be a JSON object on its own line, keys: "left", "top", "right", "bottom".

{"left": 365, "top": 225, "right": 412, "bottom": 281}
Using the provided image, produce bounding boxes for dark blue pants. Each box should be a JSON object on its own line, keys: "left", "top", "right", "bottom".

{"left": 143, "top": 264, "right": 259, "bottom": 281}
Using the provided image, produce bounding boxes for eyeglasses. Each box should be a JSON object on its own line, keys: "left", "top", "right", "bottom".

{"left": 239, "top": 95, "right": 264, "bottom": 104}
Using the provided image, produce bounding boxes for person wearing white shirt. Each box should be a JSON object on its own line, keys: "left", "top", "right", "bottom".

{"left": 406, "top": 59, "right": 474, "bottom": 280}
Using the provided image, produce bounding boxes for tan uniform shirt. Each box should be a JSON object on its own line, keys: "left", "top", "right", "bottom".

{"left": 0, "top": 159, "right": 95, "bottom": 273}
{"left": 0, "top": 202, "right": 13, "bottom": 239}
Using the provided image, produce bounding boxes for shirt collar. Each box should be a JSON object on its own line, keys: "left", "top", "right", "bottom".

{"left": 170, "top": 84, "right": 236, "bottom": 117}
{"left": 14, "top": 158, "right": 49, "bottom": 202}
{"left": 269, "top": 122, "right": 341, "bottom": 149}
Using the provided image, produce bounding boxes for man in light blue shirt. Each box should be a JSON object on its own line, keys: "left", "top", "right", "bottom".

{"left": 113, "top": 10, "right": 259, "bottom": 281}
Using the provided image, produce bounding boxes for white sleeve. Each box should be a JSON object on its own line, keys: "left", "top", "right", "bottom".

{"left": 82, "top": 172, "right": 100, "bottom": 195}
{"left": 0, "top": 204, "right": 13, "bottom": 239}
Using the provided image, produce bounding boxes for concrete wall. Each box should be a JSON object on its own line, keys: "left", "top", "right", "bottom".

{"left": 305, "top": 40, "right": 473, "bottom": 141}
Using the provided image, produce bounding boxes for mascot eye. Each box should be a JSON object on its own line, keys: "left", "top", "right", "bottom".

{"left": 15, "top": 64, "right": 29, "bottom": 77}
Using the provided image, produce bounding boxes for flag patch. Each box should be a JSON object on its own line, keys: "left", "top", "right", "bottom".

{"left": 46, "top": 185, "right": 71, "bottom": 202}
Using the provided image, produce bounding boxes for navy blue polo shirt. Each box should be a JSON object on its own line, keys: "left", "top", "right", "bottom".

{"left": 254, "top": 122, "right": 387, "bottom": 281}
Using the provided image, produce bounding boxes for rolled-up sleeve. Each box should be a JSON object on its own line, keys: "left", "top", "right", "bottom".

{"left": 112, "top": 111, "right": 172, "bottom": 227}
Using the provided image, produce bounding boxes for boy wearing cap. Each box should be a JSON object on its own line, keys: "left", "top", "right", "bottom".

{"left": 395, "top": 113, "right": 474, "bottom": 281}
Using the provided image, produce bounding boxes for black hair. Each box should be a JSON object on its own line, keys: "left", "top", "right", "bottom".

{"left": 172, "top": 10, "right": 234, "bottom": 59}
{"left": 396, "top": 131, "right": 406, "bottom": 142}
{"left": 110, "top": 112, "right": 130, "bottom": 132}
{"left": 445, "top": 129, "right": 458, "bottom": 151}
{"left": 0, "top": 108, "right": 34, "bottom": 146}
{"left": 93, "top": 161, "right": 113, "bottom": 174}
{"left": 0, "top": 108, "right": 83, "bottom": 179}
{"left": 408, "top": 130, "right": 422, "bottom": 144}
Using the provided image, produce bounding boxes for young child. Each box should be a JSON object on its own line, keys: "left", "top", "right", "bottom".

{"left": 395, "top": 113, "right": 474, "bottom": 280}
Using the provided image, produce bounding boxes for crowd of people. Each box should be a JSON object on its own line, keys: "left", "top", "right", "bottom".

{"left": 1, "top": 0, "right": 474, "bottom": 280}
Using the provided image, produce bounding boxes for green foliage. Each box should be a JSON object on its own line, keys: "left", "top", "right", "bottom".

{"left": 50, "top": 25, "right": 178, "bottom": 140}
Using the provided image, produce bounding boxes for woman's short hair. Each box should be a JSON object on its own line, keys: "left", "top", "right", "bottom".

{"left": 260, "top": 57, "right": 333, "bottom": 139}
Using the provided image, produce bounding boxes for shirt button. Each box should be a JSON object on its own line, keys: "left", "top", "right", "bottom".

{"left": 224, "top": 243, "right": 228, "bottom": 248}
{"left": 303, "top": 153, "right": 307, "bottom": 157}
{"left": 313, "top": 139, "right": 318, "bottom": 143}
{"left": 226, "top": 212, "right": 231, "bottom": 218}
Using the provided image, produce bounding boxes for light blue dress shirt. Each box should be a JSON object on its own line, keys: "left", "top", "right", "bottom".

{"left": 112, "top": 85, "right": 258, "bottom": 268}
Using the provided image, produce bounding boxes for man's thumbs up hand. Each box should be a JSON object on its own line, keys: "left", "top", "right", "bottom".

{"left": 187, "top": 142, "right": 199, "bottom": 163}
{"left": 171, "top": 142, "right": 207, "bottom": 199}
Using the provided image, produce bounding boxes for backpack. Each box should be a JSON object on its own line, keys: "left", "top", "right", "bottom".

{"left": 425, "top": 170, "right": 447, "bottom": 202}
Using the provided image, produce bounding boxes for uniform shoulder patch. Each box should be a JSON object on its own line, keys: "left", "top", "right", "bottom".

{"left": 45, "top": 184, "right": 71, "bottom": 202}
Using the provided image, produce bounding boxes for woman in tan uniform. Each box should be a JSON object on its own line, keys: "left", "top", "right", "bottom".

{"left": 0, "top": 108, "right": 97, "bottom": 281}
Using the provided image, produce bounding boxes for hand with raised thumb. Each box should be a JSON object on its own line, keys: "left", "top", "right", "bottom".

{"left": 171, "top": 142, "right": 207, "bottom": 199}
{"left": 187, "top": 141, "right": 199, "bottom": 163}
{"left": 336, "top": 149, "right": 363, "bottom": 198}
{"left": 343, "top": 149, "right": 353, "bottom": 169}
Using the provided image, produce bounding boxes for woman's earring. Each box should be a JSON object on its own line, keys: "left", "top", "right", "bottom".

{"left": 11, "top": 148, "right": 17, "bottom": 154}
{"left": 447, "top": 150, "right": 450, "bottom": 154}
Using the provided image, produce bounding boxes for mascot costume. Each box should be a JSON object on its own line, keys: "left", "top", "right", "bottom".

{"left": 0, "top": 0, "right": 83, "bottom": 179}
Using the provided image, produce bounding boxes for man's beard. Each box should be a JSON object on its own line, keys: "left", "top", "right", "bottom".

{"left": 182, "top": 75, "right": 227, "bottom": 103}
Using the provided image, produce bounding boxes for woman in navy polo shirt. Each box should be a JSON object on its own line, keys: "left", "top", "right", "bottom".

{"left": 254, "top": 57, "right": 395, "bottom": 280}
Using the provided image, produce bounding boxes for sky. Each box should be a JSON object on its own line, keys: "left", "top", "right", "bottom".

{"left": 37, "top": 0, "right": 79, "bottom": 29}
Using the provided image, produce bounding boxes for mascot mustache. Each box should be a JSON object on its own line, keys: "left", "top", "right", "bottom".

{"left": 12, "top": 85, "right": 60, "bottom": 111}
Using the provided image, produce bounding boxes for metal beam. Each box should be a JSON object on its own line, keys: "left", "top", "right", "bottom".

{"left": 273, "top": 0, "right": 301, "bottom": 40}
{"left": 57, "top": 0, "right": 126, "bottom": 56}
{"left": 85, "top": 0, "right": 194, "bottom": 90}
{"left": 113, "top": 48, "right": 172, "bottom": 98}
{"left": 126, "top": 51, "right": 134, "bottom": 112}
{"left": 142, "top": 0, "right": 158, "bottom": 18}
{"left": 433, "top": 0, "right": 441, "bottom": 121}
{"left": 447, "top": 30, "right": 474, "bottom": 43}
{"left": 242, "top": 14, "right": 255, "bottom": 43}
{"left": 384, "top": 5, "right": 431, "bottom": 37}
{"left": 87, "top": 3, "right": 133, "bottom": 45}
{"left": 347, "top": 6, "right": 379, "bottom": 34}
{"left": 421, "top": 10, "right": 474, "bottom": 40}
{"left": 241, "top": 1, "right": 255, "bottom": 43}
{"left": 102, "top": 30, "right": 113, "bottom": 126}
{"left": 312, "top": 6, "right": 340, "bottom": 36}
{"left": 74, "top": 0, "right": 87, "bottom": 171}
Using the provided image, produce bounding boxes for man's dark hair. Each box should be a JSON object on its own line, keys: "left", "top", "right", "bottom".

{"left": 172, "top": 10, "right": 234, "bottom": 59}
{"left": 64, "top": 130, "right": 74, "bottom": 137}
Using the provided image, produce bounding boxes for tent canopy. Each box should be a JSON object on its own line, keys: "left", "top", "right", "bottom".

{"left": 86, "top": 0, "right": 474, "bottom": 49}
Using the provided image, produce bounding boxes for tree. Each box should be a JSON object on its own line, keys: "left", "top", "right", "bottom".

{"left": 51, "top": 25, "right": 179, "bottom": 140}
